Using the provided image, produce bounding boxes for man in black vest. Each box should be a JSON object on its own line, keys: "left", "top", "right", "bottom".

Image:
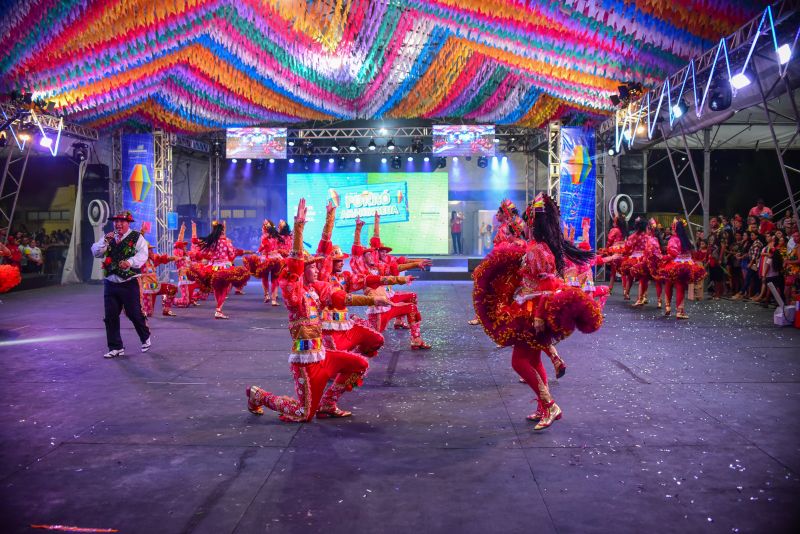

{"left": 91, "top": 211, "right": 151, "bottom": 358}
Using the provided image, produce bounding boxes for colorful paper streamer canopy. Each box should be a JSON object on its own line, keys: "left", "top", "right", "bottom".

{"left": 0, "top": 0, "right": 769, "bottom": 133}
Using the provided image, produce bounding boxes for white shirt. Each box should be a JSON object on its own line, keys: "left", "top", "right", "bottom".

{"left": 91, "top": 229, "right": 149, "bottom": 283}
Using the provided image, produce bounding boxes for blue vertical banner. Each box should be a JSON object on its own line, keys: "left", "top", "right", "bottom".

{"left": 121, "top": 133, "right": 157, "bottom": 247}
{"left": 559, "top": 128, "right": 596, "bottom": 249}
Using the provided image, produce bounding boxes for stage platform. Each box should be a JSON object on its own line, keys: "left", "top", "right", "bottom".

{"left": 407, "top": 255, "right": 481, "bottom": 281}
{"left": 0, "top": 282, "right": 799, "bottom": 533}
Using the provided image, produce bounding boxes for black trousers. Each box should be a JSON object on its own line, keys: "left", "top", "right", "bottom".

{"left": 104, "top": 279, "right": 150, "bottom": 350}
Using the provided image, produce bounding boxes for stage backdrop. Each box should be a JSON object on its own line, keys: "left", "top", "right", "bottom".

{"left": 287, "top": 172, "right": 448, "bottom": 254}
{"left": 121, "top": 133, "right": 157, "bottom": 246}
{"left": 559, "top": 127, "right": 596, "bottom": 249}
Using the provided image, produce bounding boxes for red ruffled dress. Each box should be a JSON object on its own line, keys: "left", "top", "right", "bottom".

{"left": 619, "top": 232, "right": 650, "bottom": 280}
{"left": 473, "top": 241, "right": 603, "bottom": 351}
{"left": 659, "top": 236, "right": 706, "bottom": 285}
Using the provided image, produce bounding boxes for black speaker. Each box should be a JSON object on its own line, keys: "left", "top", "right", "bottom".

{"left": 81, "top": 164, "right": 110, "bottom": 281}
{"left": 618, "top": 154, "right": 645, "bottom": 218}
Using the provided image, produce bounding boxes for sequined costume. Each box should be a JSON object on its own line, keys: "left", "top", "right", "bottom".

{"left": 246, "top": 202, "right": 388, "bottom": 421}
{"left": 139, "top": 247, "right": 178, "bottom": 317}
{"left": 659, "top": 221, "right": 706, "bottom": 319}
{"left": 244, "top": 220, "right": 284, "bottom": 305}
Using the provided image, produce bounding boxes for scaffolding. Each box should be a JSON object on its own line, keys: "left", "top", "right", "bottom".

{"left": 0, "top": 145, "right": 31, "bottom": 243}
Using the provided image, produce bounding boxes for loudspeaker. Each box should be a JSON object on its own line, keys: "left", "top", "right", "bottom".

{"left": 618, "top": 154, "right": 645, "bottom": 218}
{"left": 81, "top": 164, "right": 110, "bottom": 281}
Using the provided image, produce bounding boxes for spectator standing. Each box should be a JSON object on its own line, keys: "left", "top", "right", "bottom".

{"left": 450, "top": 211, "right": 464, "bottom": 255}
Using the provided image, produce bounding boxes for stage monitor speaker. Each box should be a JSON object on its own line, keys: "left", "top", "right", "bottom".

{"left": 81, "top": 164, "right": 110, "bottom": 281}
{"left": 617, "top": 153, "right": 645, "bottom": 218}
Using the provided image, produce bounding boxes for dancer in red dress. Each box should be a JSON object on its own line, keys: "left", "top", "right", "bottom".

{"left": 631, "top": 219, "right": 663, "bottom": 308}
{"left": 473, "top": 193, "right": 602, "bottom": 430}
{"left": 172, "top": 224, "right": 198, "bottom": 308}
{"left": 139, "top": 245, "right": 178, "bottom": 318}
{"left": 619, "top": 218, "right": 649, "bottom": 305}
{"left": 660, "top": 218, "right": 706, "bottom": 319}
{"left": 603, "top": 216, "right": 628, "bottom": 294}
{"left": 196, "top": 222, "right": 250, "bottom": 319}
{"left": 244, "top": 220, "right": 284, "bottom": 305}
{"left": 246, "top": 199, "right": 392, "bottom": 421}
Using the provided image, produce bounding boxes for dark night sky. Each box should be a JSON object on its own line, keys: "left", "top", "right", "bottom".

{"left": 646, "top": 149, "right": 800, "bottom": 217}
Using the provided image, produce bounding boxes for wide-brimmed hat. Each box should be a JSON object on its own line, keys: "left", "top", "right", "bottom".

{"left": 330, "top": 245, "right": 350, "bottom": 260}
{"left": 110, "top": 211, "right": 135, "bottom": 222}
{"left": 302, "top": 251, "right": 325, "bottom": 265}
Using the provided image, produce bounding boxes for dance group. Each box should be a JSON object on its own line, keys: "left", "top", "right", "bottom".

{"left": 92, "top": 194, "right": 703, "bottom": 431}
{"left": 602, "top": 215, "right": 706, "bottom": 320}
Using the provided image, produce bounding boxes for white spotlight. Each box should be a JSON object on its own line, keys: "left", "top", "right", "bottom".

{"left": 731, "top": 72, "right": 751, "bottom": 89}
{"left": 778, "top": 44, "right": 792, "bottom": 65}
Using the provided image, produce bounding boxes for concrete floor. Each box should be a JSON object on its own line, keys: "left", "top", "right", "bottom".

{"left": 0, "top": 281, "right": 798, "bottom": 533}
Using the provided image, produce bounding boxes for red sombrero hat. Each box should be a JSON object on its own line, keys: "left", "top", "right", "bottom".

{"left": 330, "top": 245, "right": 349, "bottom": 260}
{"left": 109, "top": 211, "right": 135, "bottom": 222}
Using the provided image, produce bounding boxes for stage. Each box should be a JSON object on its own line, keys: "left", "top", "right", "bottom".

{"left": 0, "top": 282, "right": 798, "bottom": 533}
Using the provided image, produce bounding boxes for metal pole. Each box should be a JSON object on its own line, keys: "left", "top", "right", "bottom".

{"left": 662, "top": 127, "right": 695, "bottom": 242}
{"left": 703, "top": 128, "right": 711, "bottom": 234}
{"left": 642, "top": 149, "right": 648, "bottom": 213}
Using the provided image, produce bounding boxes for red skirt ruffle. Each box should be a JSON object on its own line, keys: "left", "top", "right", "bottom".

{"left": 0, "top": 264, "right": 22, "bottom": 293}
{"left": 186, "top": 263, "right": 213, "bottom": 293}
{"left": 243, "top": 255, "right": 282, "bottom": 278}
{"left": 659, "top": 260, "right": 706, "bottom": 285}
{"left": 211, "top": 265, "right": 250, "bottom": 291}
{"left": 619, "top": 256, "right": 648, "bottom": 280}
{"left": 473, "top": 244, "right": 603, "bottom": 350}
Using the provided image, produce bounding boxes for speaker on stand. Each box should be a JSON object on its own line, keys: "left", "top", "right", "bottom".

{"left": 80, "top": 164, "right": 110, "bottom": 281}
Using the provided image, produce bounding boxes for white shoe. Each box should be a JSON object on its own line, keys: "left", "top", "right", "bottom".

{"left": 141, "top": 337, "right": 151, "bottom": 352}
{"left": 104, "top": 348, "right": 125, "bottom": 359}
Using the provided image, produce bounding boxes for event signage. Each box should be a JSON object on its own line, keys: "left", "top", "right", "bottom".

{"left": 330, "top": 182, "right": 409, "bottom": 227}
{"left": 559, "top": 127, "right": 596, "bottom": 249}
{"left": 121, "top": 133, "right": 157, "bottom": 246}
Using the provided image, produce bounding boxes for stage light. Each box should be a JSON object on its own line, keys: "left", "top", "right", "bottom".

{"left": 71, "top": 142, "right": 88, "bottom": 163}
{"left": 368, "top": 139, "right": 376, "bottom": 151}
{"left": 636, "top": 124, "right": 646, "bottom": 135}
{"left": 246, "top": 158, "right": 252, "bottom": 163}
{"left": 708, "top": 79, "right": 732, "bottom": 111}
{"left": 355, "top": 157, "right": 361, "bottom": 163}
{"left": 493, "top": 138, "right": 500, "bottom": 144}
{"left": 269, "top": 158, "right": 275, "bottom": 163}
{"left": 349, "top": 140, "right": 358, "bottom": 151}
{"left": 608, "top": 148, "right": 616, "bottom": 156}
{"left": 314, "top": 158, "right": 320, "bottom": 163}
{"left": 381, "top": 157, "right": 387, "bottom": 163}
{"left": 452, "top": 156, "right": 458, "bottom": 162}
{"left": 407, "top": 156, "right": 413, "bottom": 162}
{"left": 379, "top": 127, "right": 387, "bottom": 135}
{"left": 477, "top": 156, "right": 488, "bottom": 168}
{"left": 328, "top": 157, "right": 334, "bottom": 163}
{"left": 731, "top": 72, "right": 751, "bottom": 89}
{"left": 423, "top": 156, "right": 429, "bottom": 162}
{"left": 288, "top": 140, "right": 295, "bottom": 147}
{"left": 39, "top": 136, "right": 52, "bottom": 148}
{"left": 288, "top": 158, "right": 295, "bottom": 163}
{"left": 501, "top": 156, "right": 507, "bottom": 162}
{"left": 778, "top": 44, "right": 792, "bottom": 65}
{"left": 391, "top": 155, "right": 401, "bottom": 169}
{"left": 331, "top": 142, "right": 339, "bottom": 152}
{"left": 507, "top": 144, "right": 517, "bottom": 152}
{"left": 671, "top": 99, "right": 688, "bottom": 119}
{"left": 386, "top": 139, "right": 395, "bottom": 151}
{"left": 232, "top": 158, "right": 238, "bottom": 163}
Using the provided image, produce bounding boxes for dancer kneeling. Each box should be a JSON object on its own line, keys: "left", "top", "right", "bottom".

{"left": 247, "top": 199, "right": 392, "bottom": 422}
{"left": 473, "top": 194, "right": 603, "bottom": 430}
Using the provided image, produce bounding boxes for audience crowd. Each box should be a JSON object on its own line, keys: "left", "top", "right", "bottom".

{"left": 0, "top": 226, "right": 72, "bottom": 275}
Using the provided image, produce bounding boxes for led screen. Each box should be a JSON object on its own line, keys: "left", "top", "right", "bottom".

{"left": 286, "top": 172, "right": 449, "bottom": 255}
{"left": 226, "top": 127, "right": 287, "bottom": 159}
{"left": 432, "top": 125, "right": 495, "bottom": 156}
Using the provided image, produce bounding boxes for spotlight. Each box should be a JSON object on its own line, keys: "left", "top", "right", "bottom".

{"left": 778, "top": 43, "right": 792, "bottom": 65}
{"left": 39, "top": 136, "right": 52, "bottom": 148}
{"left": 349, "top": 140, "right": 358, "bottom": 151}
{"left": 314, "top": 158, "right": 320, "bottom": 163}
{"left": 423, "top": 156, "right": 429, "bottom": 162}
{"left": 477, "top": 156, "right": 488, "bottom": 168}
{"left": 731, "top": 72, "right": 751, "bottom": 89}
{"left": 386, "top": 139, "right": 395, "bottom": 151}
{"left": 636, "top": 124, "right": 646, "bottom": 135}
{"left": 71, "top": 142, "right": 89, "bottom": 162}
{"left": 708, "top": 79, "right": 731, "bottom": 112}
{"left": 381, "top": 157, "right": 387, "bottom": 163}
{"left": 246, "top": 158, "right": 252, "bottom": 163}
{"left": 507, "top": 144, "right": 517, "bottom": 152}
{"left": 328, "top": 157, "right": 334, "bottom": 163}
{"left": 302, "top": 139, "right": 313, "bottom": 155}
{"left": 269, "top": 158, "right": 275, "bottom": 163}
{"left": 289, "top": 158, "right": 295, "bottom": 163}
{"left": 671, "top": 98, "right": 688, "bottom": 119}
{"left": 391, "top": 155, "right": 401, "bottom": 169}
{"left": 379, "top": 127, "right": 388, "bottom": 135}
{"left": 355, "top": 157, "right": 361, "bottom": 163}
{"left": 232, "top": 158, "right": 238, "bottom": 163}
{"left": 407, "top": 156, "right": 413, "bottom": 162}
{"left": 493, "top": 138, "right": 500, "bottom": 144}
{"left": 288, "top": 140, "right": 295, "bottom": 147}
{"left": 368, "top": 139, "right": 376, "bottom": 151}
{"left": 331, "top": 142, "right": 339, "bottom": 152}
{"left": 452, "top": 156, "right": 458, "bottom": 162}
{"left": 501, "top": 156, "right": 507, "bottom": 162}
